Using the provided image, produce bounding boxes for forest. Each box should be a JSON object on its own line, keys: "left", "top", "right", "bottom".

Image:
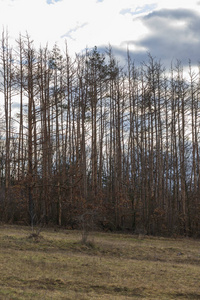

{"left": 0, "top": 31, "right": 200, "bottom": 236}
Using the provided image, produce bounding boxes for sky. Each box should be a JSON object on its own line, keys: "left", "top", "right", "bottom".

{"left": 0, "top": 0, "right": 200, "bottom": 67}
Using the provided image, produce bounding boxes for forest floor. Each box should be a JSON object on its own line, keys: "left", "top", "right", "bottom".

{"left": 0, "top": 225, "right": 200, "bottom": 299}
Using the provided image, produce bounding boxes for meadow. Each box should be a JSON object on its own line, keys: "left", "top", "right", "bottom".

{"left": 0, "top": 225, "right": 200, "bottom": 299}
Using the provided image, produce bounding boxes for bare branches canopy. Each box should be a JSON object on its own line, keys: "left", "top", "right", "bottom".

{"left": 0, "top": 32, "right": 200, "bottom": 236}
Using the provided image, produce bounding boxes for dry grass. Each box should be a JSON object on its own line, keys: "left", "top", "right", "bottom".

{"left": 0, "top": 225, "right": 200, "bottom": 299}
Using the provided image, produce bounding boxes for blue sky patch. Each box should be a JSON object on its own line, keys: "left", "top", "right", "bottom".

{"left": 61, "top": 23, "right": 88, "bottom": 40}
{"left": 120, "top": 4, "right": 157, "bottom": 16}
{"left": 46, "top": 0, "right": 62, "bottom": 4}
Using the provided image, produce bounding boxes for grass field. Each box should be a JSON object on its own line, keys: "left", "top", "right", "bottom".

{"left": 0, "top": 225, "right": 200, "bottom": 299}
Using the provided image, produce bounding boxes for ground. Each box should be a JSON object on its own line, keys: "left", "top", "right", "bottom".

{"left": 0, "top": 225, "right": 200, "bottom": 299}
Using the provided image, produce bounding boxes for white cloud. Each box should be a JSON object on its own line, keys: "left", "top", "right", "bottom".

{"left": 0, "top": 0, "right": 199, "bottom": 59}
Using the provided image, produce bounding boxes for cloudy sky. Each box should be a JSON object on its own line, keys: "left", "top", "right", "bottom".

{"left": 0, "top": 0, "right": 200, "bottom": 66}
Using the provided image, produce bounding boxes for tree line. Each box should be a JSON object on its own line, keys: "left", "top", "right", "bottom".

{"left": 0, "top": 31, "right": 200, "bottom": 236}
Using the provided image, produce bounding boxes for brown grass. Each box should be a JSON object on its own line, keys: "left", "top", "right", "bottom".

{"left": 0, "top": 225, "right": 200, "bottom": 299}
